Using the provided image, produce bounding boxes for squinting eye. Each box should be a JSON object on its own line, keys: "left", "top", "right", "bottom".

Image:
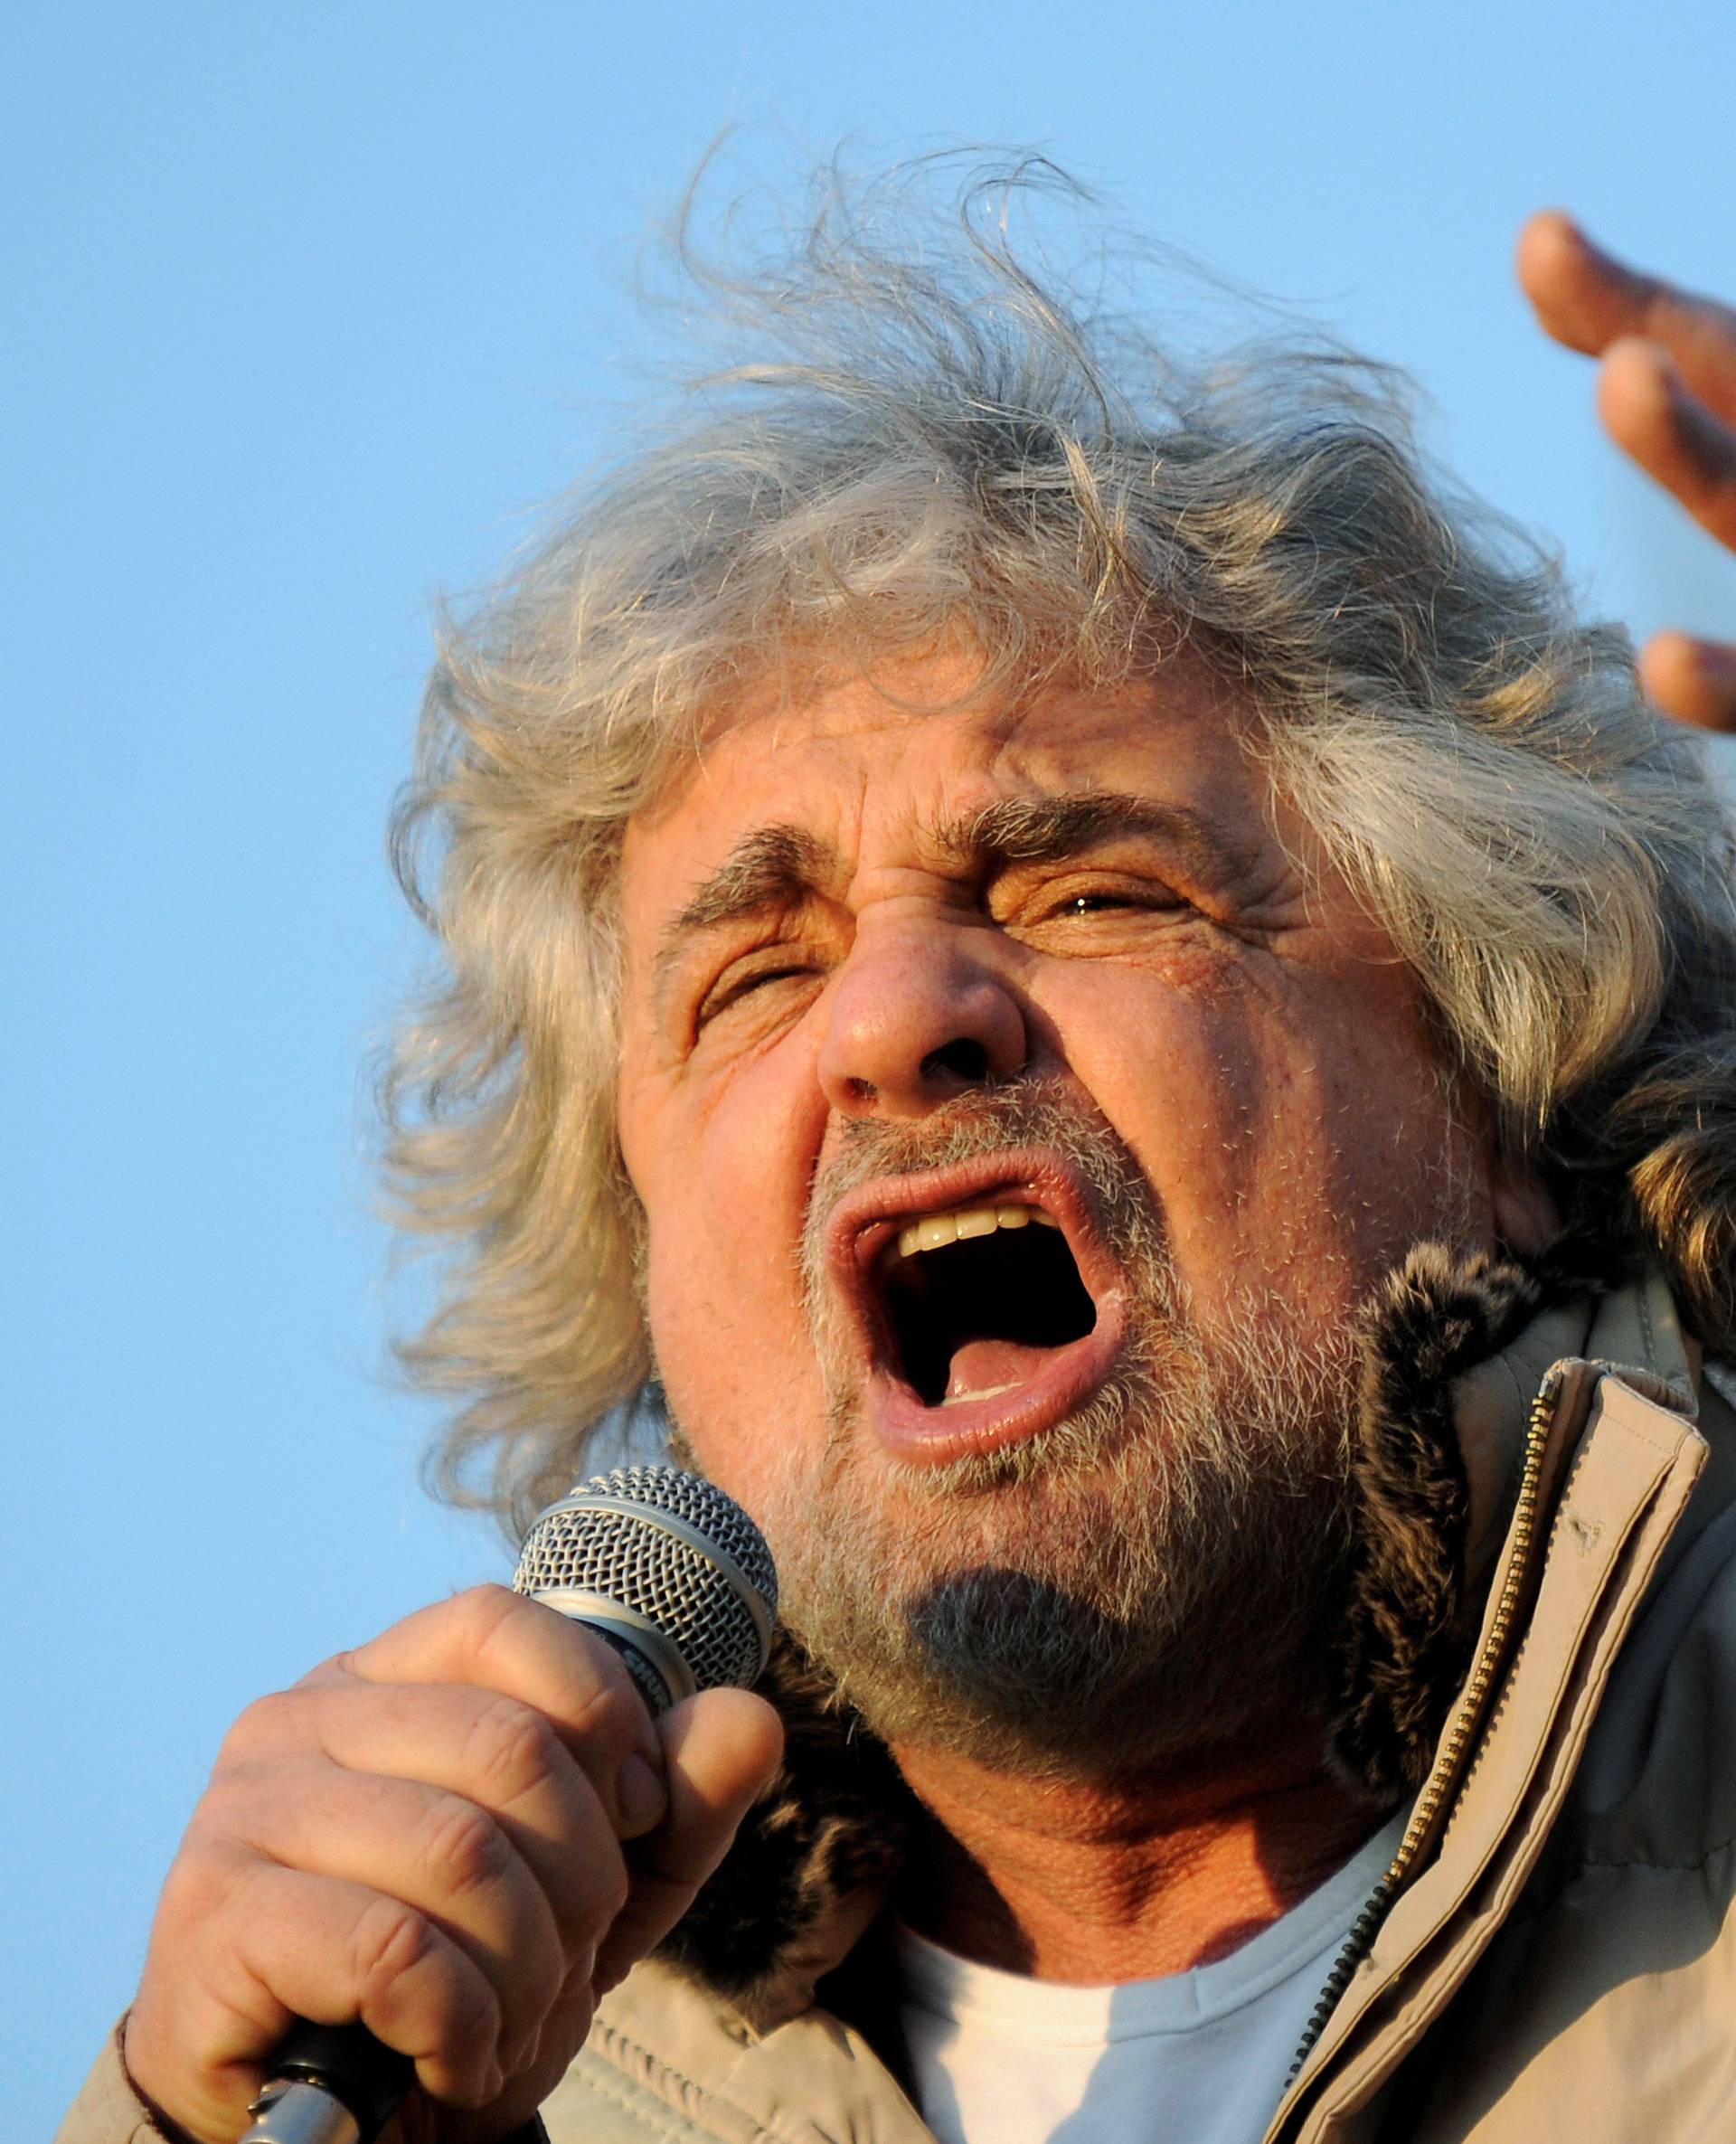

{"left": 735, "top": 965, "right": 809, "bottom": 996}
{"left": 696, "top": 961, "right": 816, "bottom": 1031}
{"left": 1063, "top": 892, "right": 1134, "bottom": 915}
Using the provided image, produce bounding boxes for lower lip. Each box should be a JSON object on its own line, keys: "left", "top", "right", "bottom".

{"left": 866, "top": 1299, "right": 1128, "bottom": 1467}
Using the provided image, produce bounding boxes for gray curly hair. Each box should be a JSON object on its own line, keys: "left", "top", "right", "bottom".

{"left": 380, "top": 156, "right": 1736, "bottom": 1535}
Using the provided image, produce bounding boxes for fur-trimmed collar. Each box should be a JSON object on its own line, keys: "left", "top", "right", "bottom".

{"left": 656, "top": 1243, "right": 1638, "bottom": 2029}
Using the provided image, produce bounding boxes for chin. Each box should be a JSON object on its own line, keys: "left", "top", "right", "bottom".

{"left": 760, "top": 1349, "right": 1355, "bottom": 1777}
{"left": 786, "top": 1558, "right": 1335, "bottom": 1780}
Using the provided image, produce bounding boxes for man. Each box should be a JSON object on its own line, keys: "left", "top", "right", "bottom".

{"left": 57, "top": 174, "right": 1736, "bottom": 2144}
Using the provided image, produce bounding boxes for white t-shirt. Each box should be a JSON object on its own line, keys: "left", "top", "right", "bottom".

{"left": 896, "top": 1813, "right": 1404, "bottom": 2144}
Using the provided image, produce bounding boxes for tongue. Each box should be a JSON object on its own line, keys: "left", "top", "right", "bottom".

{"left": 943, "top": 1336, "right": 1060, "bottom": 1404}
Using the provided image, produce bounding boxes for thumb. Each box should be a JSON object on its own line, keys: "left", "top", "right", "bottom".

{"left": 591, "top": 1687, "right": 785, "bottom": 1992}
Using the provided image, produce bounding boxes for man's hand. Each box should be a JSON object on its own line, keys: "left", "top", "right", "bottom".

{"left": 1518, "top": 209, "right": 1736, "bottom": 733}
{"left": 122, "top": 1585, "right": 784, "bottom": 2144}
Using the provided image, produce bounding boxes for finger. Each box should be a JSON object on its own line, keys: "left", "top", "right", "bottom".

{"left": 1639, "top": 630, "right": 1736, "bottom": 733}
{"left": 132, "top": 1850, "right": 505, "bottom": 2133}
{"left": 203, "top": 1761, "right": 591, "bottom": 2074}
{"left": 309, "top": 1585, "right": 668, "bottom": 1837}
{"left": 370, "top": 1692, "right": 780, "bottom": 2144}
{"left": 591, "top": 1687, "right": 784, "bottom": 1993}
{"left": 1518, "top": 211, "right": 1736, "bottom": 426}
{"left": 240, "top": 1678, "right": 642, "bottom": 1960}
{"left": 1519, "top": 209, "right": 1670, "bottom": 355}
{"left": 1597, "top": 336, "right": 1736, "bottom": 551}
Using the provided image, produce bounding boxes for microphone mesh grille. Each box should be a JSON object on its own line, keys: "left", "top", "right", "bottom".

{"left": 513, "top": 1464, "right": 778, "bottom": 1695}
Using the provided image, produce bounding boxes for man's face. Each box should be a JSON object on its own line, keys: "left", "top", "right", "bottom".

{"left": 617, "top": 653, "right": 1498, "bottom": 1767}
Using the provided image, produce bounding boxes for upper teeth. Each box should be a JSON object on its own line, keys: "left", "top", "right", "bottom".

{"left": 894, "top": 1204, "right": 1061, "bottom": 1260}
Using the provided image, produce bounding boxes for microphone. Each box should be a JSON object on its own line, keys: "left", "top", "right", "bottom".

{"left": 238, "top": 1465, "right": 778, "bottom": 2144}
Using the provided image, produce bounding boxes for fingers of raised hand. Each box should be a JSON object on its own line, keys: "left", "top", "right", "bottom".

{"left": 1639, "top": 629, "right": 1736, "bottom": 733}
{"left": 1518, "top": 211, "right": 1736, "bottom": 426}
{"left": 1596, "top": 336, "right": 1736, "bottom": 553}
{"left": 307, "top": 1584, "right": 669, "bottom": 1837}
{"left": 1516, "top": 214, "right": 1736, "bottom": 729}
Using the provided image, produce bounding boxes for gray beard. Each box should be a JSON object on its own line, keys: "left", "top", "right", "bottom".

{"left": 708, "top": 1085, "right": 1364, "bottom": 1780}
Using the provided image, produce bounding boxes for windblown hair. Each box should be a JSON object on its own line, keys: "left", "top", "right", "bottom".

{"left": 382, "top": 156, "right": 1736, "bottom": 1534}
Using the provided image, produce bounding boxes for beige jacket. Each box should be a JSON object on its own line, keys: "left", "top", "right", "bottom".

{"left": 60, "top": 1262, "right": 1736, "bottom": 2144}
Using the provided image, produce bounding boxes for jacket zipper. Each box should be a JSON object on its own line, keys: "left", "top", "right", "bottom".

{"left": 1284, "top": 1363, "right": 1566, "bottom": 2085}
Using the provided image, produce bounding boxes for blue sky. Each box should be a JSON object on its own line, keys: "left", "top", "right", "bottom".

{"left": 8, "top": 3, "right": 1734, "bottom": 2132}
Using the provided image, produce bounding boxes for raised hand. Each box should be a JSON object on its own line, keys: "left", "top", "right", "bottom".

{"left": 1518, "top": 210, "right": 1736, "bottom": 733}
{"left": 122, "top": 1586, "right": 783, "bottom": 2144}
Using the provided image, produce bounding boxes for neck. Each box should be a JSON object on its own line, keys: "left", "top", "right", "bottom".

{"left": 890, "top": 1721, "right": 1386, "bottom": 1983}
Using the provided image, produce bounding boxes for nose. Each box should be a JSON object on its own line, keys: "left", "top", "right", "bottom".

{"left": 817, "top": 919, "right": 1030, "bottom": 1118}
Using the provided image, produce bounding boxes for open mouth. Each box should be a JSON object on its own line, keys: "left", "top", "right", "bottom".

{"left": 880, "top": 1203, "right": 1098, "bottom": 1406}
{"left": 828, "top": 1154, "right": 1128, "bottom": 1463}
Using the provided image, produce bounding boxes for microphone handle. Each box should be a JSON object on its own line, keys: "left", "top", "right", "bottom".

{"left": 238, "top": 2022, "right": 410, "bottom": 2144}
{"left": 240, "top": 1627, "right": 669, "bottom": 2144}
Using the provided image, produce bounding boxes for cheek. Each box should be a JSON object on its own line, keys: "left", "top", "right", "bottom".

{"left": 1040, "top": 961, "right": 1269, "bottom": 1253}
{"left": 627, "top": 1039, "right": 831, "bottom": 1508}
{"left": 1261, "top": 1022, "right": 1496, "bottom": 1305}
{"left": 1046, "top": 958, "right": 1485, "bottom": 1312}
{"left": 1313, "top": 1028, "right": 1493, "bottom": 1270}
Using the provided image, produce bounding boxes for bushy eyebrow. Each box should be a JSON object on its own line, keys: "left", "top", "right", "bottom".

{"left": 652, "top": 824, "right": 840, "bottom": 1001}
{"left": 932, "top": 792, "right": 1231, "bottom": 874}
{"left": 665, "top": 824, "right": 836, "bottom": 936}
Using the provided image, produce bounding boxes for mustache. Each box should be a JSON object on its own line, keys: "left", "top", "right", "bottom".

{"left": 804, "top": 1079, "right": 1165, "bottom": 1243}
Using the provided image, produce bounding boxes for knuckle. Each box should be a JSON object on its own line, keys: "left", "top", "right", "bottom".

{"left": 464, "top": 1696, "right": 561, "bottom": 1805}
{"left": 448, "top": 1582, "right": 525, "bottom": 1656}
{"left": 191, "top": 1763, "right": 274, "bottom": 1833}
{"left": 561, "top": 1639, "right": 647, "bottom": 1748}
{"left": 445, "top": 1582, "right": 550, "bottom": 1684}
{"left": 351, "top": 1895, "right": 445, "bottom": 2007}
{"left": 419, "top": 1793, "right": 513, "bottom": 1900}
{"left": 156, "top": 1835, "right": 243, "bottom": 1935}
{"left": 220, "top": 1686, "right": 305, "bottom": 1763}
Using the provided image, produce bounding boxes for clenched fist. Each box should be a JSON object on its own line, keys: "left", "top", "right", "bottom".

{"left": 123, "top": 1584, "right": 783, "bottom": 2144}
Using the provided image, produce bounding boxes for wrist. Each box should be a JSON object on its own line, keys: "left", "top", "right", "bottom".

{"left": 115, "top": 2015, "right": 205, "bottom": 2144}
